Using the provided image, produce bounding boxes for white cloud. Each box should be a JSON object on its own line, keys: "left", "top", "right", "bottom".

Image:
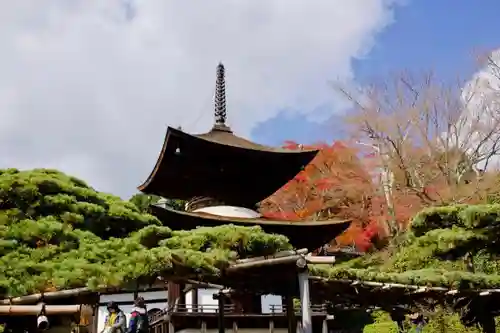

{"left": 457, "top": 50, "right": 500, "bottom": 171}
{"left": 0, "top": 0, "right": 400, "bottom": 197}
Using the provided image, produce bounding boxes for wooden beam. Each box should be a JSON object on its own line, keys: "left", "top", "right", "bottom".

{"left": 0, "top": 304, "right": 82, "bottom": 315}
{"left": 186, "top": 279, "right": 224, "bottom": 290}
{"left": 305, "top": 256, "right": 335, "bottom": 265}
{"left": 0, "top": 288, "right": 93, "bottom": 305}
{"left": 227, "top": 255, "right": 302, "bottom": 272}
{"left": 235, "top": 249, "right": 308, "bottom": 264}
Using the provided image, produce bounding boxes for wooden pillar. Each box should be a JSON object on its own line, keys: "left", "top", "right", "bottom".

{"left": 285, "top": 295, "right": 296, "bottom": 333}
{"left": 179, "top": 284, "right": 186, "bottom": 308}
{"left": 298, "top": 270, "right": 312, "bottom": 333}
{"left": 396, "top": 320, "right": 405, "bottom": 333}
{"left": 217, "top": 292, "right": 225, "bottom": 333}
{"left": 191, "top": 286, "right": 199, "bottom": 312}
{"left": 480, "top": 316, "right": 496, "bottom": 333}
{"left": 167, "top": 281, "right": 180, "bottom": 311}
{"left": 133, "top": 281, "right": 139, "bottom": 300}
{"left": 269, "top": 319, "right": 275, "bottom": 333}
{"left": 322, "top": 319, "right": 328, "bottom": 333}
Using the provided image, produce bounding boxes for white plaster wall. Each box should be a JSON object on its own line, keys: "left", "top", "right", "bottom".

{"left": 185, "top": 289, "right": 282, "bottom": 313}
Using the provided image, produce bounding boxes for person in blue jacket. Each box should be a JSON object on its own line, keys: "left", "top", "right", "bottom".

{"left": 128, "top": 297, "right": 149, "bottom": 333}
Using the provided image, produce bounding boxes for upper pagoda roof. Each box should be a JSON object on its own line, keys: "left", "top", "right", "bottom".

{"left": 138, "top": 63, "right": 319, "bottom": 207}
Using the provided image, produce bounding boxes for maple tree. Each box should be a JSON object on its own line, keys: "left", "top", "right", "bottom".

{"left": 260, "top": 141, "right": 394, "bottom": 252}
{"left": 330, "top": 69, "right": 500, "bottom": 237}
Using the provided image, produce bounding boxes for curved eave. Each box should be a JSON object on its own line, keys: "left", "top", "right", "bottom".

{"left": 138, "top": 127, "right": 173, "bottom": 193}
{"left": 137, "top": 127, "right": 319, "bottom": 205}
{"left": 150, "top": 205, "right": 351, "bottom": 251}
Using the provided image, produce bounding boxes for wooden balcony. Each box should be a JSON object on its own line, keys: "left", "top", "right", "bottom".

{"left": 149, "top": 303, "right": 330, "bottom": 333}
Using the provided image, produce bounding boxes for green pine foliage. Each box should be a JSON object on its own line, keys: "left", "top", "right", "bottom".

{"left": 312, "top": 204, "right": 500, "bottom": 289}
{"left": 362, "top": 309, "right": 483, "bottom": 333}
{"left": 0, "top": 169, "right": 292, "bottom": 297}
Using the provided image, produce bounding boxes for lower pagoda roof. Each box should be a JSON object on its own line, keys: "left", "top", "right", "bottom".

{"left": 150, "top": 205, "right": 351, "bottom": 251}
{"left": 138, "top": 126, "right": 318, "bottom": 207}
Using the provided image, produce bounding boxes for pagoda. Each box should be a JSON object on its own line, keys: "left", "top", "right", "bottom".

{"left": 139, "top": 63, "right": 349, "bottom": 250}
{"left": 139, "top": 63, "right": 350, "bottom": 332}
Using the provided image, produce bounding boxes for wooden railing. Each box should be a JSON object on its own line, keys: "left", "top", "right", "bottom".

{"left": 148, "top": 310, "right": 165, "bottom": 324}
{"left": 148, "top": 303, "right": 328, "bottom": 323}
{"left": 172, "top": 303, "right": 237, "bottom": 313}
{"left": 148, "top": 303, "right": 330, "bottom": 333}
{"left": 268, "top": 303, "right": 328, "bottom": 314}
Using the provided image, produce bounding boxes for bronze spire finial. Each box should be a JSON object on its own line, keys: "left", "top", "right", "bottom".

{"left": 214, "top": 63, "right": 229, "bottom": 130}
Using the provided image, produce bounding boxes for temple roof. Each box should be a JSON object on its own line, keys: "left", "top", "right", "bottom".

{"left": 150, "top": 205, "right": 351, "bottom": 251}
{"left": 138, "top": 63, "right": 318, "bottom": 206}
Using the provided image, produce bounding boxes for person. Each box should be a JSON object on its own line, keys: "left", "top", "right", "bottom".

{"left": 409, "top": 312, "right": 426, "bottom": 333}
{"left": 102, "top": 302, "right": 127, "bottom": 333}
{"left": 128, "top": 297, "right": 149, "bottom": 333}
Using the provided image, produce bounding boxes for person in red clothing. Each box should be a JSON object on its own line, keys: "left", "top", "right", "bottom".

{"left": 128, "top": 297, "right": 149, "bottom": 333}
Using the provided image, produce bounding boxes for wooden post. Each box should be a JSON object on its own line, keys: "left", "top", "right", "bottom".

{"left": 269, "top": 319, "right": 275, "bottom": 333}
{"left": 322, "top": 319, "right": 328, "bottom": 333}
{"left": 179, "top": 284, "right": 186, "bottom": 311}
{"left": 167, "top": 281, "right": 180, "bottom": 311}
{"left": 298, "top": 270, "right": 312, "bottom": 333}
{"left": 232, "top": 321, "right": 238, "bottom": 333}
{"left": 191, "top": 286, "right": 199, "bottom": 312}
{"left": 217, "top": 292, "right": 225, "bottom": 333}
{"left": 480, "top": 316, "right": 496, "bottom": 333}
{"left": 201, "top": 320, "right": 207, "bottom": 333}
{"left": 285, "top": 295, "right": 296, "bottom": 333}
{"left": 396, "top": 320, "right": 405, "bottom": 333}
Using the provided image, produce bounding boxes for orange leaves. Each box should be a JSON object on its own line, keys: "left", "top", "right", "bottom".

{"left": 261, "top": 140, "right": 387, "bottom": 251}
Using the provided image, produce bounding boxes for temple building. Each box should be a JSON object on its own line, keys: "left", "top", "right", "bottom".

{"left": 139, "top": 63, "right": 350, "bottom": 332}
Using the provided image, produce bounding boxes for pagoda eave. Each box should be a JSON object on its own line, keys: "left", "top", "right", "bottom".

{"left": 149, "top": 205, "right": 351, "bottom": 251}
{"left": 138, "top": 127, "right": 319, "bottom": 207}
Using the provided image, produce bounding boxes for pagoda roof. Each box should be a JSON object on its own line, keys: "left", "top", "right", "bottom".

{"left": 138, "top": 63, "right": 319, "bottom": 207}
{"left": 138, "top": 126, "right": 318, "bottom": 206}
{"left": 150, "top": 205, "right": 351, "bottom": 251}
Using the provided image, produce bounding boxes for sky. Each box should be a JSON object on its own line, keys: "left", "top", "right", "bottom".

{"left": 1, "top": 1, "right": 500, "bottom": 198}
{"left": 254, "top": 0, "right": 500, "bottom": 145}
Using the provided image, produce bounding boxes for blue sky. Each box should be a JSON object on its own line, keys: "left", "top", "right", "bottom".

{"left": 252, "top": 0, "right": 500, "bottom": 146}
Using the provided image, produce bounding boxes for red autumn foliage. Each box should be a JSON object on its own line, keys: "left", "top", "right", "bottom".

{"left": 260, "top": 141, "right": 396, "bottom": 252}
